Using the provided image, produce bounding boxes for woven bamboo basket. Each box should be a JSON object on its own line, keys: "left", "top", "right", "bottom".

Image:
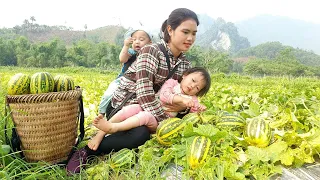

{"left": 6, "top": 89, "right": 82, "bottom": 163}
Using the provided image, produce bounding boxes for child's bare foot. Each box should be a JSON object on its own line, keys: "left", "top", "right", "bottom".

{"left": 88, "top": 133, "right": 104, "bottom": 151}
{"left": 93, "top": 114, "right": 117, "bottom": 134}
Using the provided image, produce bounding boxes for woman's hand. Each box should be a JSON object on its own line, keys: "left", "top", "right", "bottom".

{"left": 164, "top": 102, "right": 187, "bottom": 112}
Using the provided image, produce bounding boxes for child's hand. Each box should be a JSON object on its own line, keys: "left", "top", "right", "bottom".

{"left": 197, "top": 104, "right": 207, "bottom": 112}
{"left": 182, "top": 98, "right": 194, "bottom": 108}
{"left": 124, "top": 37, "right": 133, "bottom": 47}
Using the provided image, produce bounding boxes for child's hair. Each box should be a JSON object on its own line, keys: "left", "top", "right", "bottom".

{"left": 125, "top": 28, "right": 153, "bottom": 42}
{"left": 179, "top": 67, "right": 211, "bottom": 97}
{"left": 131, "top": 29, "right": 153, "bottom": 41}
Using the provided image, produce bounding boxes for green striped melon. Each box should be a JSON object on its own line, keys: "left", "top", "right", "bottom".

{"left": 199, "top": 110, "right": 216, "bottom": 123}
{"left": 156, "top": 118, "right": 185, "bottom": 146}
{"left": 53, "top": 74, "right": 62, "bottom": 82}
{"left": 216, "top": 112, "right": 245, "bottom": 130}
{"left": 188, "top": 136, "right": 211, "bottom": 169}
{"left": 7, "top": 73, "right": 31, "bottom": 95}
{"left": 110, "top": 148, "right": 134, "bottom": 169}
{"left": 182, "top": 112, "right": 201, "bottom": 124}
{"left": 30, "top": 72, "right": 55, "bottom": 94}
{"left": 54, "top": 75, "right": 75, "bottom": 92}
{"left": 243, "top": 117, "right": 271, "bottom": 148}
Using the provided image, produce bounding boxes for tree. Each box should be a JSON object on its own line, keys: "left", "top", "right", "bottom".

{"left": 15, "top": 36, "right": 32, "bottom": 66}
{"left": 186, "top": 45, "right": 203, "bottom": 66}
{"left": 30, "top": 16, "right": 36, "bottom": 23}
{"left": 22, "top": 19, "right": 30, "bottom": 31}
{"left": 201, "top": 49, "right": 233, "bottom": 73}
{"left": 13, "top": 26, "right": 21, "bottom": 34}
{"left": 84, "top": 24, "right": 87, "bottom": 38}
{"left": 30, "top": 16, "right": 36, "bottom": 31}
{"left": 275, "top": 48, "right": 298, "bottom": 63}
{"left": 0, "top": 38, "right": 17, "bottom": 66}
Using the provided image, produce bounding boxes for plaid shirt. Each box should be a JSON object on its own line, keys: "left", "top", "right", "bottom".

{"left": 111, "top": 40, "right": 192, "bottom": 122}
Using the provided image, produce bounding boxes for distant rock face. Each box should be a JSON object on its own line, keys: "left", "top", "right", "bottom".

{"left": 196, "top": 17, "right": 250, "bottom": 53}
{"left": 211, "top": 31, "right": 231, "bottom": 51}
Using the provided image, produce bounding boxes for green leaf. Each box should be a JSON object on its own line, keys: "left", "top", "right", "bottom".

{"left": 280, "top": 149, "right": 294, "bottom": 166}
{"left": 193, "top": 124, "right": 219, "bottom": 137}
{"left": 246, "top": 146, "right": 269, "bottom": 164}
{"left": 265, "top": 141, "right": 288, "bottom": 163}
{"left": 249, "top": 102, "right": 260, "bottom": 116}
{"left": 0, "top": 171, "right": 10, "bottom": 180}
{"left": 0, "top": 145, "right": 10, "bottom": 155}
{"left": 182, "top": 122, "right": 196, "bottom": 137}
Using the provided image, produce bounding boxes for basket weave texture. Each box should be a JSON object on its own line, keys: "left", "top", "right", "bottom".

{"left": 6, "top": 89, "right": 82, "bottom": 163}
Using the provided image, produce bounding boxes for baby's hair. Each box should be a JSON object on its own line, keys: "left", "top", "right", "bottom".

{"left": 131, "top": 30, "right": 152, "bottom": 42}
{"left": 180, "top": 67, "right": 211, "bottom": 97}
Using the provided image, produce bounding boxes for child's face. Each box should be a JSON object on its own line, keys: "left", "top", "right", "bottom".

{"left": 131, "top": 30, "right": 151, "bottom": 51}
{"left": 180, "top": 72, "right": 206, "bottom": 96}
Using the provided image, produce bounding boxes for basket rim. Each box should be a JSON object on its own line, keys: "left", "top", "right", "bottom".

{"left": 6, "top": 89, "right": 82, "bottom": 104}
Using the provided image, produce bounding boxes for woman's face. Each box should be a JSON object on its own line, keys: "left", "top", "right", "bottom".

{"left": 168, "top": 19, "right": 197, "bottom": 56}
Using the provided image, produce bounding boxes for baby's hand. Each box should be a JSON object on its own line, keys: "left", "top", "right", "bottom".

{"left": 124, "top": 37, "right": 133, "bottom": 47}
{"left": 183, "top": 98, "right": 194, "bottom": 108}
{"left": 197, "top": 104, "right": 207, "bottom": 112}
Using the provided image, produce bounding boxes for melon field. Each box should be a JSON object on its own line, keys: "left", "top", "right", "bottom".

{"left": 1, "top": 66, "right": 320, "bottom": 179}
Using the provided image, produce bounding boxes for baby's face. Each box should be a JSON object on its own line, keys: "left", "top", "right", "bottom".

{"left": 180, "top": 72, "right": 206, "bottom": 96}
{"left": 131, "top": 31, "right": 151, "bottom": 51}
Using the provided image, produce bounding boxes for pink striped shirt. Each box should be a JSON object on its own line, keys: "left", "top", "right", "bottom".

{"left": 158, "top": 79, "right": 200, "bottom": 117}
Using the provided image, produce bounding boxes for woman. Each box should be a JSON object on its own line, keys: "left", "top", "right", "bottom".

{"left": 67, "top": 8, "right": 199, "bottom": 174}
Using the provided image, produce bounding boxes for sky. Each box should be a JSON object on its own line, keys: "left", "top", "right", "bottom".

{"left": 0, "top": 0, "right": 319, "bottom": 31}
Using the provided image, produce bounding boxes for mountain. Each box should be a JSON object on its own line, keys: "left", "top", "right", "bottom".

{"left": 0, "top": 24, "right": 126, "bottom": 46}
{"left": 197, "top": 14, "right": 215, "bottom": 35}
{"left": 236, "top": 15, "right": 320, "bottom": 54}
{"left": 195, "top": 17, "right": 250, "bottom": 53}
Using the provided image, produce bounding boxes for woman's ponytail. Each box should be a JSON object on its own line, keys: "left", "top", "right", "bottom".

{"left": 160, "top": 19, "right": 170, "bottom": 42}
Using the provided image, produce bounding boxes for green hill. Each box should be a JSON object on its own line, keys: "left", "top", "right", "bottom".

{"left": 234, "top": 42, "right": 320, "bottom": 66}
{"left": 0, "top": 24, "right": 126, "bottom": 46}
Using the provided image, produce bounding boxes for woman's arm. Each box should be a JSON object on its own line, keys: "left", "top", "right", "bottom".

{"left": 163, "top": 103, "right": 188, "bottom": 112}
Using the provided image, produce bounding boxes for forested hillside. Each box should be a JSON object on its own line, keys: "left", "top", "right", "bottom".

{"left": 1, "top": 16, "right": 320, "bottom": 77}
{"left": 234, "top": 42, "right": 320, "bottom": 66}
{"left": 0, "top": 20, "right": 126, "bottom": 46}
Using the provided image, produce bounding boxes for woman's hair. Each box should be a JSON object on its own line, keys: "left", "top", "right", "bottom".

{"left": 179, "top": 67, "right": 211, "bottom": 97}
{"left": 161, "top": 8, "right": 199, "bottom": 43}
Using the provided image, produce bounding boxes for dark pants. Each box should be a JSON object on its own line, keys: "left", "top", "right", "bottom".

{"left": 85, "top": 102, "right": 151, "bottom": 155}
{"left": 85, "top": 126, "right": 150, "bottom": 155}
